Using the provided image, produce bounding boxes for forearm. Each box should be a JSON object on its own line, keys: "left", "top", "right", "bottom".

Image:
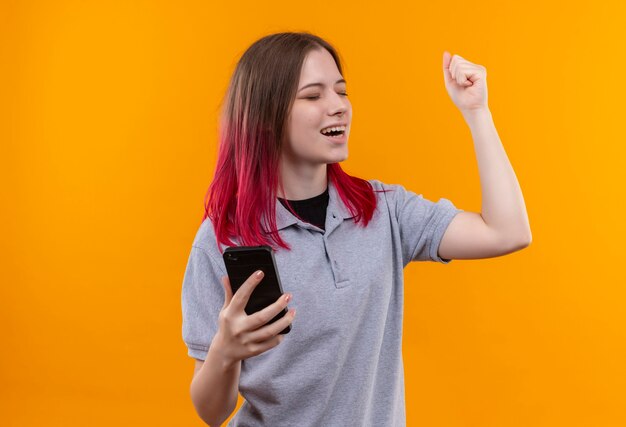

{"left": 462, "top": 108, "right": 532, "bottom": 243}
{"left": 191, "top": 339, "right": 241, "bottom": 426}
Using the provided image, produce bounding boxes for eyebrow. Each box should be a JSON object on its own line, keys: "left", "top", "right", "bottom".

{"left": 298, "top": 79, "right": 346, "bottom": 92}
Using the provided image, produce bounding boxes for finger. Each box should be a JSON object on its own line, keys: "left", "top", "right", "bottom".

{"left": 229, "top": 270, "right": 265, "bottom": 312}
{"left": 451, "top": 58, "right": 460, "bottom": 83}
{"left": 245, "top": 291, "right": 291, "bottom": 330}
{"left": 451, "top": 54, "right": 468, "bottom": 73}
{"left": 246, "top": 308, "right": 296, "bottom": 344}
{"left": 246, "top": 334, "right": 284, "bottom": 357}
{"left": 221, "top": 276, "right": 233, "bottom": 309}
{"left": 442, "top": 51, "right": 453, "bottom": 84}
{"left": 458, "top": 65, "right": 478, "bottom": 86}
{"left": 456, "top": 67, "right": 465, "bottom": 85}
{"left": 454, "top": 65, "right": 468, "bottom": 86}
{"left": 450, "top": 54, "right": 458, "bottom": 75}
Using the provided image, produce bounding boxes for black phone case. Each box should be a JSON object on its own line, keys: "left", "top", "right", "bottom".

{"left": 223, "top": 245, "right": 291, "bottom": 334}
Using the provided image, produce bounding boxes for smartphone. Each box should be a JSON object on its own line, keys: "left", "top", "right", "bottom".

{"left": 223, "top": 245, "right": 291, "bottom": 334}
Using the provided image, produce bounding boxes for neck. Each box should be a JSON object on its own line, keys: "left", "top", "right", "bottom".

{"left": 278, "top": 155, "right": 328, "bottom": 200}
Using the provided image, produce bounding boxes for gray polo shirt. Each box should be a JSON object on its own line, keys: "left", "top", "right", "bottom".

{"left": 181, "top": 178, "right": 463, "bottom": 426}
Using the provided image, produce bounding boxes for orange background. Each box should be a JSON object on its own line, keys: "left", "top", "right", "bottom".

{"left": 2, "top": 1, "right": 626, "bottom": 426}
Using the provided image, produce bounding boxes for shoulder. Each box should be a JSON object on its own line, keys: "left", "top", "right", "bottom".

{"left": 366, "top": 178, "right": 386, "bottom": 189}
{"left": 364, "top": 179, "right": 409, "bottom": 221}
{"left": 190, "top": 217, "right": 222, "bottom": 259}
{"left": 186, "top": 217, "right": 229, "bottom": 275}
{"left": 367, "top": 178, "right": 403, "bottom": 192}
{"left": 366, "top": 178, "right": 405, "bottom": 204}
{"left": 365, "top": 178, "right": 458, "bottom": 216}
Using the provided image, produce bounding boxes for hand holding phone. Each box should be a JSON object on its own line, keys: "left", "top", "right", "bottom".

{"left": 211, "top": 268, "right": 296, "bottom": 365}
{"left": 223, "top": 246, "right": 291, "bottom": 333}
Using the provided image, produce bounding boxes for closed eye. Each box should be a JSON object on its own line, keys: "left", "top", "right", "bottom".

{"left": 305, "top": 92, "right": 349, "bottom": 100}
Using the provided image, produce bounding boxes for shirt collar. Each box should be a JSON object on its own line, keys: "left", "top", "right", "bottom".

{"left": 273, "top": 178, "right": 355, "bottom": 231}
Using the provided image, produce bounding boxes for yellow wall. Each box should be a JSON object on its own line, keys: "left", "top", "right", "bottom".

{"left": 2, "top": 1, "right": 625, "bottom": 426}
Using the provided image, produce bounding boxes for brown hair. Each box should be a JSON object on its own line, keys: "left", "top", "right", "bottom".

{"left": 204, "top": 32, "right": 378, "bottom": 252}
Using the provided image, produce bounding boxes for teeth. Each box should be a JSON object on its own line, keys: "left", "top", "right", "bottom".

{"left": 321, "top": 125, "right": 346, "bottom": 135}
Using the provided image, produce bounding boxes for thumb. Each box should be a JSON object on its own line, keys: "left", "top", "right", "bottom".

{"left": 442, "top": 51, "right": 453, "bottom": 84}
{"left": 221, "top": 276, "right": 233, "bottom": 309}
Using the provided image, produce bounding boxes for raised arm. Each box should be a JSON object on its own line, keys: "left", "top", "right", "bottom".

{"left": 437, "top": 53, "right": 532, "bottom": 260}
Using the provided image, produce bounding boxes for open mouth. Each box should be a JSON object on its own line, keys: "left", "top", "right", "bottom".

{"left": 320, "top": 129, "right": 346, "bottom": 139}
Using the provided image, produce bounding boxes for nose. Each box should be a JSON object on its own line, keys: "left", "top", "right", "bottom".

{"left": 328, "top": 92, "right": 349, "bottom": 117}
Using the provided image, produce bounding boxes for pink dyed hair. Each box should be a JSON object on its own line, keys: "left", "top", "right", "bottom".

{"left": 202, "top": 32, "right": 380, "bottom": 253}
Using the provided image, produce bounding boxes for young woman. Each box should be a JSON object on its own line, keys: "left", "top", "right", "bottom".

{"left": 182, "top": 32, "right": 531, "bottom": 426}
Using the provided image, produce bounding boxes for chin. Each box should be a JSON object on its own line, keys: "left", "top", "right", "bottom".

{"left": 325, "top": 148, "right": 348, "bottom": 163}
{"left": 326, "top": 155, "right": 348, "bottom": 164}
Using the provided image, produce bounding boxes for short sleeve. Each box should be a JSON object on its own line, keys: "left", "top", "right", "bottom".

{"left": 382, "top": 182, "right": 463, "bottom": 266}
{"left": 181, "top": 245, "right": 226, "bottom": 361}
